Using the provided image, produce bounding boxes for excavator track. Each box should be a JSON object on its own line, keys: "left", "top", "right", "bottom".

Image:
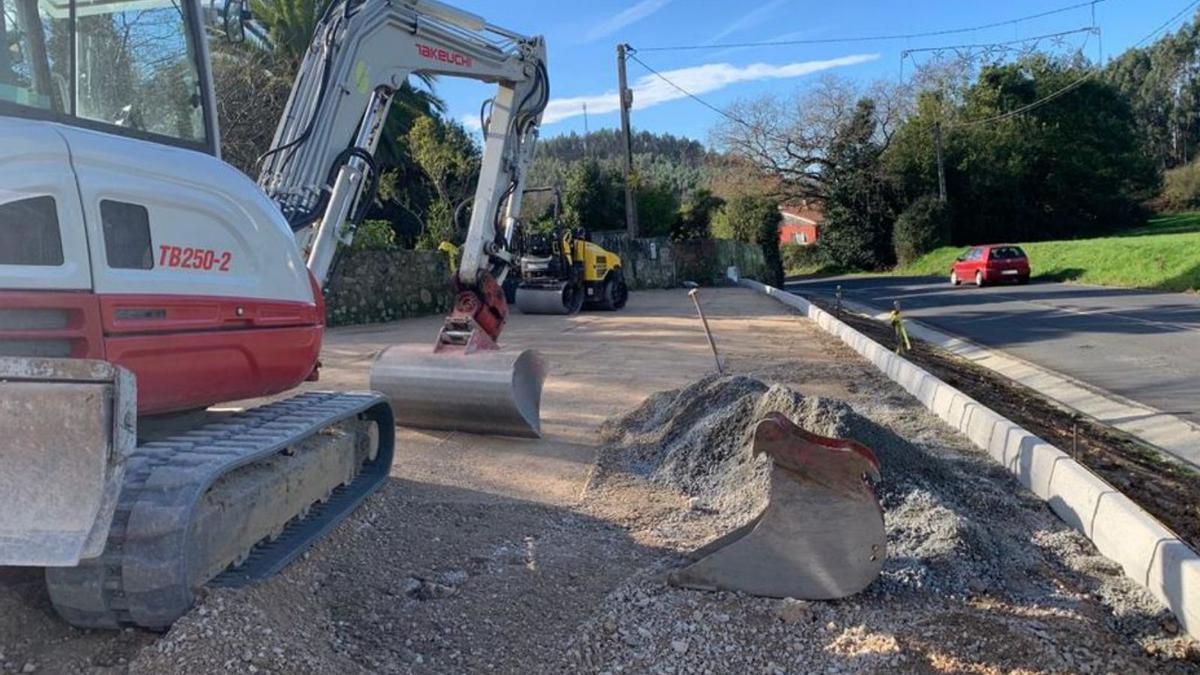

{"left": 45, "top": 392, "right": 395, "bottom": 630}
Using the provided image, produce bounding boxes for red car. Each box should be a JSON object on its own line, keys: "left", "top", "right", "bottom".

{"left": 950, "top": 244, "right": 1030, "bottom": 286}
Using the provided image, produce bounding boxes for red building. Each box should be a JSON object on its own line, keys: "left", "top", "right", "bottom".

{"left": 778, "top": 203, "right": 823, "bottom": 246}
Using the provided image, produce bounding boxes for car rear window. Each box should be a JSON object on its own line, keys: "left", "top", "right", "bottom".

{"left": 990, "top": 246, "right": 1026, "bottom": 260}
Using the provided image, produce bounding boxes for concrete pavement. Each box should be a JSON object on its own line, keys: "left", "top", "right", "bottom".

{"left": 305, "top": 288, "right": 855, "bottom": 506}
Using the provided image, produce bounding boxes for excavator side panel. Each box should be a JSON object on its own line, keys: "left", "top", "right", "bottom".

{"left": 0, "top": 357, "right": 134, "bottom": 566}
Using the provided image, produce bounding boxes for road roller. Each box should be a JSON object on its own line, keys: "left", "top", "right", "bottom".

{"left": 513, "top": 190, "right": 629, "bottom": 315}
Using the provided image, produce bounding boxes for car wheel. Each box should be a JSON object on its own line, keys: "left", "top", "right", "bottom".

{"left": 974, "top": 271, "right": 984, "bottom": 287}
{"left": 950, "top": 271, "right": 959, "bottom": 286}
{"left": 1018, "top": 275, "right": 1030, "bottom": 285}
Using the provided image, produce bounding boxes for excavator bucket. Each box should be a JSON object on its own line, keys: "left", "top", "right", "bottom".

{"left": 670, "top": 412, "right": 885, "bottom": 599}
{"left": 0, "top": 358, "right": 135, "bottom": 566}
{"left": 370, "top": 345, "right": 547, "bottom": 438}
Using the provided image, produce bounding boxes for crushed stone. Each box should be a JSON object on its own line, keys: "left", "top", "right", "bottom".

{"left": 569, "top": 374, "right": 1198, "bottom": 673}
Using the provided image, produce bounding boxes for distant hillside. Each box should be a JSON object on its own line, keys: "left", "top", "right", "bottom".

{"left": 529, "top": 129, "right": 712, "bottom": 197}
{"left": 535, "top": 129, "right": 709, "bottom": 166}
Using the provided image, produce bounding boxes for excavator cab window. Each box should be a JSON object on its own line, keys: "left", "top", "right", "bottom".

{"left": 0, "top": 195, "right": 64, "bottom": 266}
{"left": 0, "top": 0, "right": 214, "bottom": 151}
{"left": 0, "top": 0, "right": 69, "bottom": 111}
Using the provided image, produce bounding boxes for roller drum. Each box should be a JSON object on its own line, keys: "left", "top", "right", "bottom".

{"left": 370, "top": 345, "right": 548, "bottom": 438}
{"left": 515, "top": 283, "right": 582, "bottom": 315}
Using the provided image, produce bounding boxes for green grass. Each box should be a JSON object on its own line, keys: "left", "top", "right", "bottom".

{"left": 786, "top": 262, "right": 852, "bottom": 278}
{"left": 896, "top": 212, "right": 1200, "bottom": 292}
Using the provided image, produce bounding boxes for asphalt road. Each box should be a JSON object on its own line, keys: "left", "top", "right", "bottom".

{"left": 787, "top": 275, "right": 1200, "bottom": 425}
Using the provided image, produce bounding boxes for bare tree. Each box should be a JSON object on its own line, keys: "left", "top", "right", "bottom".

{"left": 210, "top": 42, "right": 295, "bottom": 176}
{"left": 709, "top": 75, "right": 913, "bottom": 201}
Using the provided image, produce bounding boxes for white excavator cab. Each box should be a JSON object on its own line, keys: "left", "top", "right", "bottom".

{"left": 0, "top": 0, "right": 218, "bottom": 567}
{"left": 1, "top": 0, "right": 554, "bottom": 629}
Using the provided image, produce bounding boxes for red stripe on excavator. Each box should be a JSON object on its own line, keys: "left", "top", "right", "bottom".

{"left": 0, "top": 290, "right": 323, "bottom": 415}
{"left": 105, "top": 323, "right": 322, "bottom": 414}
{"left": 98, "top": 293, "right": 321, "bottom": 334}
{"left": 0, "top": 290, "right": 105, "bottom": 358}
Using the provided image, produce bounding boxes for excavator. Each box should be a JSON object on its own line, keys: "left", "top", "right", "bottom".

{"left": 0, "top": 0, "right": 883, "bottom": 632}
{"left": 0, "top": 0, "right": 549, "bottom": 629}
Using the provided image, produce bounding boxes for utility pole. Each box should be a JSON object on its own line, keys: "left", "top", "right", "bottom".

{"left": 617, "top": 43, "right": 639, "bottom": 238}
{"left": 933, "top": 121, "right": 947, "bottom": 204}
{"left": 582, "top": 102, "right": 590, "bottom": 157}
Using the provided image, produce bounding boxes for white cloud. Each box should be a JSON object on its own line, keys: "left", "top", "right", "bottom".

{"left": 534, "top": 53, "right": 879, "bottom": 125}
{"left": 709, "top": 0, "right": 788, "bottom": 44}
{"left": 584, "top": 0, "right": 673, "bottom": 43}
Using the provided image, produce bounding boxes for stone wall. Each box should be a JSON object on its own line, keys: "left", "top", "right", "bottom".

{"left": 323, "top": 236, "right": 770, "bottom": 325}
{"left": 324, "top": 249, "right": 453, "bottom": 326}
{"left": 591, "top": 232, "right": 768, "bottom": 290}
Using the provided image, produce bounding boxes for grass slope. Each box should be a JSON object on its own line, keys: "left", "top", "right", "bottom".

{"left": 898, "top": 212, "right": 1200, "bottom": 292}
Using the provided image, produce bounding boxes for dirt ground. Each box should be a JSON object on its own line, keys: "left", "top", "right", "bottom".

{"left": 0, "top": 288, "right": 1196, "bottom": 674}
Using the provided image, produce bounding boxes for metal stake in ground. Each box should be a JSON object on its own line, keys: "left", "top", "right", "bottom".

{"left": 683, "top": 282, "right": 723, "bottom": 374}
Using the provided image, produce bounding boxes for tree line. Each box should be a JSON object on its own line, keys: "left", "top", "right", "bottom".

{"left": 213, "top": 1, "right": 1200, "bottom": 274}
{"left": 712, "top": 52, "right": 1164, "bottom": 271}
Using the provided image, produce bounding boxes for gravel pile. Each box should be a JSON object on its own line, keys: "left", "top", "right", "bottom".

{"left": 594, "top": 374, "right": 1034, "bottom": 600}
{"left": 570, "top": 375, "right": 1198, "bottom": 673}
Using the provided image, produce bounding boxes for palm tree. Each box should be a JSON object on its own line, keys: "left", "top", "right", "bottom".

{"left": 214, "top": 0, "right": 448, "bottom": 168}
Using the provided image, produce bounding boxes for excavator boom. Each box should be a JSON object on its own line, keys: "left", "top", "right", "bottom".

{"left": 253, "top": 0, "right": 551, "bottom": 437}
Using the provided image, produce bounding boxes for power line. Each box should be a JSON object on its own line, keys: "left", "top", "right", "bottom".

{"left": 626, "top": 0, "right": 1198, "bottom": 135}
{"left": 899, "top": 26, "right": 1099, "bottom": 82}
{"left": 953, "top": 0, "right": 1200, "bottom": 128}
{"left": 900, "top": 26, "right": 1099, "bottom": 58}
{"left": 624, "top": 51, "right": 791, "bottom": 145}
{"left": 635, "top": 0, "right": 1112, "bottom": 52}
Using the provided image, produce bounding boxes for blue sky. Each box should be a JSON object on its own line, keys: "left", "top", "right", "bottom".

{"left": 433, "top": 0, "right": 1194, "bottom": 144}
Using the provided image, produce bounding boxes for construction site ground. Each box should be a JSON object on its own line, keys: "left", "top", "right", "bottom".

{"left": 1, "top": 288, "right": 1197, "bottom": 674}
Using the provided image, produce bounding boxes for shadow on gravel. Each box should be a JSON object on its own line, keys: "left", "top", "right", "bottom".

{"left": 0, "top": 477, "right": 671, "bottom": 674}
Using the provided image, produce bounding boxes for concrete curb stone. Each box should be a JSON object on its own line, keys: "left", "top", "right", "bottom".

{"left": 741, "top": 278, "right": 1200, "bottom": 641}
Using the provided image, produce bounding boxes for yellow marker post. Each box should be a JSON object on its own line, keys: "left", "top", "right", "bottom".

{"left": 890, "top": 301, "right": 911, "bottom": 355}
{"left": 437, "top": 241, "right": 460, "bottom": 274}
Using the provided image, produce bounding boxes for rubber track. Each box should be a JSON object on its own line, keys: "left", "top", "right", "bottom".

{"left": 45, "top": 392, "right": 395, "bottom": 630}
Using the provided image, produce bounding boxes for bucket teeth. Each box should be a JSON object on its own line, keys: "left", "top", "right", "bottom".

{"left": 669, "top": 413, "right": 885, "bottom": 600}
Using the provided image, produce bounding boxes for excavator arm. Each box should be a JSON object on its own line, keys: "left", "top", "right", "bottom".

{"left": 253, "top": 0, "right": 551, "bottom": 437}
{"left": 256, "top": 0, "right": 548, "bottom": 295}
